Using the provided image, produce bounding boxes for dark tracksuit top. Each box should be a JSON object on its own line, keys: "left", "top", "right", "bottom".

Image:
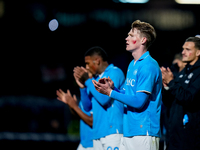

{"left": 162, "top": 58, "right": 200, "bottom": 150}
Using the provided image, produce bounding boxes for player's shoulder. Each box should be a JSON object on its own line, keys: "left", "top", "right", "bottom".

{"left": 143, "top": 56, "right": 159, "bottom": 69}
{"left": 109, "top": 64, "right": 124, "bottom": 73}
{"left": 107, "top": 64, "right": 125, "bottom": 78}
{"left": 139, "top": 59, "right": 160, "bottom": 76}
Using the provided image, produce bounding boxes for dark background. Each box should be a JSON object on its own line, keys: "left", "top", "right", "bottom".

{"left": 1, "top": 0, "right": 200, "bottom": 97}
{"left": 0, "top": 0, "right": 199, "bottom": 148}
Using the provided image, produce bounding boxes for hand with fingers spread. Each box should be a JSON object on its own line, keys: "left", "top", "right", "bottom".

{"left": 98, "top": 77, "right": 114, "bottom": 89}
{"left": 160, "top": 66, "right": 174, "bottom": 86}
{"left": 56, "top": 89, "right": 78, "bottom": 109}
{"left": 92, "top": 78, "right": 112, "bottom": 96}
{"left": 56, "top": 89, "right": 68, "bottom": 104}
{"left": 73, "top": 66, "right": 89, "bottom": 85}
{"left": 106, "top": 77, "right": 114, "bottom": 90}
{"left": 74, "top": 75, "right": 85, "bottom": 89}
{"left": 65, "top": 89, "right": 78, "bottom": 109}
{"left": 56, "top": 89, "right": 93, "bottom": 127}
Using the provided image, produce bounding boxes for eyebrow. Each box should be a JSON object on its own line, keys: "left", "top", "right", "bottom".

{"left": 183, "top": 47, "right": 190, "bottom": 50}
{"left": 128, "top": 33, "right": 133, "bottom": 36}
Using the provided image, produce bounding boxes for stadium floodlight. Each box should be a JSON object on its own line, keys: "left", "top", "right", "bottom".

{"left": 175, "top": 0, "right": 200, "bottom": 4}
{"left": 118, "top": 0, "right": 149, "bottom": 3}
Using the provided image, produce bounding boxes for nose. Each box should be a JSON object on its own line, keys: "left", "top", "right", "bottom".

{"left": 182, "top": 49, "right": 185, "bottom": 55}
{"left": 125, "top": 35, "right": 129, "bottom": 41}
{"left": 86, "top": 64, "right": 89, "bottom": 70}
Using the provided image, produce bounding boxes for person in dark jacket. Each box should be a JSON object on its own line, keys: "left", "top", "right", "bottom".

{"left": 161, "top": 37, "right": 200, "bottom": 150}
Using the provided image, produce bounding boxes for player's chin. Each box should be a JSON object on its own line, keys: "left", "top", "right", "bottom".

{"left": 126, "top": 46, "right": 130, "bottom": 51}
{"left": 182, "top": 58, "right": 188, "bottom": 62}
{"left": 126, "top": 47, "right": 133, "bottom": 52}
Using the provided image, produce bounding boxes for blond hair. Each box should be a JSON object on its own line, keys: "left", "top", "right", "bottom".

{"left": 131, "top": 20, "right": 156, "bottom": 49}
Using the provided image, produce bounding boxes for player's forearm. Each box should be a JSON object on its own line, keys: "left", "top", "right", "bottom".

{"left": 85, "top": 79, "right": 111, "bottom": 106}
{"left": 110, "top": 90, "right": 149, "bottom": 109}
{"left": 113, "top": 86, "right": 125, "bottom": 94}
{"left": 80, "top": 88, "right": 92, "bottom": 112}
{"left": 73, "top": 105, "right": 93, "bottom": 127}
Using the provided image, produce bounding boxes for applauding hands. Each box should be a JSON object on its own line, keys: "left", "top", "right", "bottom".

{"left": 73, "top": 66, "right": 93, "bottom": 89}
{"left": 160, "top": 67, "right": 174, "bottom": 87}
{"left": 56, "top": 89, "right": 78, "bottom": 109}
{"left": 92, "top": 77, "right": 114, "bottom": 96}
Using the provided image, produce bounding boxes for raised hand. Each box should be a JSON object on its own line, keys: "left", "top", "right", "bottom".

{"left": 98, "top": 77, "right": 114, "bottom": 89}
{"left": 56, "top": 89, "right": 67, "bottom": 104}
{"left": 65, "top": 90, "right": 78, "bottom": 109}
{"left": 106, "top": 76, "right": 114, "bottom": 89}
{"left": 161, "top": 67, "right": 174, "bottom": 86}
{"left": 73, "top": 66, "right": 89, "bottom": 84}
{"left": 92, "top": 79, "right": 112, "bottom": 96}
{"left": 56, "top": 89, "right": 78, "bottom": 109}
{"left": 74, "top": 74, "right": 85, "bottom": 89}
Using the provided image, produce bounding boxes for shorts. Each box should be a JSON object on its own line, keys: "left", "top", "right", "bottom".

{"left": 77, "top": 143, "right": 93, "bottom": 150}
{"left": 93, "top": 134, "right": 123, "bottom": 150}
{"left": 119, "top": 136, "right": 160, "bottom": 150}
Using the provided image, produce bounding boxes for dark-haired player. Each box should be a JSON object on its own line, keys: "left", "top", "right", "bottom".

{"left": 74, "top": 46, "right": 125, "bottom": 150}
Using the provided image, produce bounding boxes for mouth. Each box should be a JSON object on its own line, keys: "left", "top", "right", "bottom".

{"left": 182, "top": 55, "right": 186, "bottom": 58}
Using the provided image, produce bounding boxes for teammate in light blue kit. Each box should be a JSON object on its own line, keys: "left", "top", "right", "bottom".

{"left": 56, "top": 88, "right": 93, "bottom": 150}
{"left": 74, "top": 46, "right": 125, "bottom": 150}
{"left": 93, "top": 20, "right": 162, "bottom": 150}
{"left": 78, "top": 101, "right": 93, "bottom": 150}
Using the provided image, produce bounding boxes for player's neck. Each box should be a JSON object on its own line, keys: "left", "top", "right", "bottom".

{"left": 132, "top": 47, "right": 147, "bottom": 62}
{"left": 98, "top": 61, "right": 109, "bottom": 74}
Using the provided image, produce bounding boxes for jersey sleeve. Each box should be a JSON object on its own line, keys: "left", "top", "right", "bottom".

{"left": 110, "top": 89, "right": 150, "bottom": 109}
{"left": 80, "top": 88, "right": 92, "bottom": 112}
{"left": 85, "top": 67, "right": 125, "bottom": 106}
{"left": 85, "top": 79, "right": 111, "bottom": 106}
{"left": 136, "top": 64, "right": 159, "bottom": 94}
{"left": 108, "top": 67, "right": 125, "bottom": 90}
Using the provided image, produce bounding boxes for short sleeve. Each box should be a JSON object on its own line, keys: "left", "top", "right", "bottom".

{"left": 136, "top": 64, "right": 159, "bottom": 94}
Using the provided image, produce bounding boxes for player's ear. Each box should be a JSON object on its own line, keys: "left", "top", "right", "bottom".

{"left": 95, "top": 58, "right": 101, "bottom": 65}
{"left": 196, "top": 49, "right": 200, "bottom": 57}
{"left": 141, "top": 37, "right": 147, "bottom": 45}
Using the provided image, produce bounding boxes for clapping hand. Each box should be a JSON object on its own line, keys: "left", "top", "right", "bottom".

{"left": 56, "top": 89, "right": 78, "bottom": 109}
{"left": 73, "top": 66, "right": 89, "bottom": 85}
{"left": 92, "top": 77, "right": 114, "bottom": 96}
{"left": 160, "top": 67, "right": 174, "bottom": 87}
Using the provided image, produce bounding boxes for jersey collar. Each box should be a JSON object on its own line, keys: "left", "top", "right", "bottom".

{"left": 138, "top": 51, "right": 150, "bottom": 61}
{"left": 98, "top": 64, "right": 114, "bottom": 78}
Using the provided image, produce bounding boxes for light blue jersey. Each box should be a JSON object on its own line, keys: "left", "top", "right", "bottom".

{"left": 82, "top": 64, "right": 125, "bottom": 140}
{"left": 99, "top": 64, "right": 125, "bottom": 135}
{"left": 110, "top": 51, "right": 162, "bottom": 137}
{"left": 79, "top": 101, "right": 93, "bottom": 148}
